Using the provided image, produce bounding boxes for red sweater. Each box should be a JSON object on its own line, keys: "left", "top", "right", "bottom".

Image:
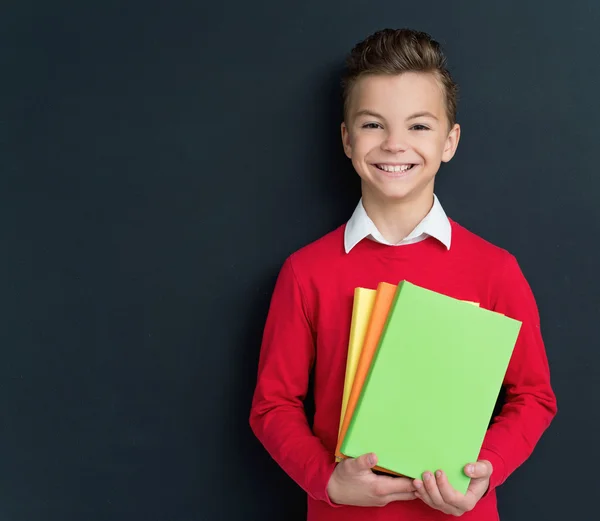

{"left": 249, "top": 220, "right": 557, "bottom": 521}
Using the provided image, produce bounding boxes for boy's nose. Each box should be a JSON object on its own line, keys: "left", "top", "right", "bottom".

{"left": 381, "top": 134, "right": 408, "bottom": 153}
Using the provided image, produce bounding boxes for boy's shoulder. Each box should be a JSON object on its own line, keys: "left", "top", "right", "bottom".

{"left": 285, "top": 224, "right": 347, "bottom": 273}
{"left": 450, "top": 218, "right": 519, "bottom": 270}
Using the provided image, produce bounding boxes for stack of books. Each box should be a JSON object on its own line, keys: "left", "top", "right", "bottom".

{"left": 334, "top": 281, "right": 521, "bottom": 494}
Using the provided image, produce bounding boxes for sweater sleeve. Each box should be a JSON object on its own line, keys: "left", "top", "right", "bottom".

{"left": 479, "top": 252, "right": 557, "bottom": 492}
{"left": 249, "top": 255, "right": 339, "bottom": 506}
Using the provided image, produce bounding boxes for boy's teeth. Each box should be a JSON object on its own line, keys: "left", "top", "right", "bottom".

{"left": 378, "top": 164, "right": 413, "bottom": 172}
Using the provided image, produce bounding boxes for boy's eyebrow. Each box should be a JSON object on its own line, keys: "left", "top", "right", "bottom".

{"left": 353, "top": 110, "right": 439, "bottom": 121}
{"left": 407, "top": 111, "right": 438, "bottom": 121}
{"left": 354, "top": 109, "right": 385, "bottom": 119}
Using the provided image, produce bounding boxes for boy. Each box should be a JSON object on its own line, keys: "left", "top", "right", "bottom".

{"left": 249, "top": 28, "right": 556, "bottom": 520}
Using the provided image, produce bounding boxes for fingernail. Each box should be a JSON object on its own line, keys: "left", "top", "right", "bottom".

{"left": 368, "top": 454, "right": 376, "bottom": 466}
{"left": 424, "top": 472, "right": 432, "bottom": 481}
{"left": 415, "top": 481, "right": 422, "bottom": 489}
{"left": 467, "top": 465, "right": 474, "bottom": 475}
{"left": 435, "top": 470, "right": 442, "bottom": 478}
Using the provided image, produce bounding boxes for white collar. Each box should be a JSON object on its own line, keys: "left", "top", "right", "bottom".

{"left": 344, "top": 194, "right": 452, "bottom": 253}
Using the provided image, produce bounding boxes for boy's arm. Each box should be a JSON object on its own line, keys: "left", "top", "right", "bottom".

{"left": 478, "top": 252, "right": 558, "bottom": 492}
{"left": 249, "top": 256, "right": 339, "bottom": 506}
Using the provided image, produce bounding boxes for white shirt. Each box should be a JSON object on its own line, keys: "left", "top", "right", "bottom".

{"left": 344, "top": 194, "right": 452, "bottom": 253}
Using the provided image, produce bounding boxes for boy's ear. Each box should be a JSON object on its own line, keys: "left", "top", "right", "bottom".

{"left": 441, "top": 123, "right": 461, "bottom": 163}
{"left": 341, "top": 122, "right": 353, "bottom": 159}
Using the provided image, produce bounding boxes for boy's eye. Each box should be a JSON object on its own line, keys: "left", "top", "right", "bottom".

{"left": 410, "top": 124, "right": 430, "bottom": 131}
{"left": 362, "top": 122, "right": 383, "bottom": 129}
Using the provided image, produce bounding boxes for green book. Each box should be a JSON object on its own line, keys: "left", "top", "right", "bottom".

{"left": 340, "top": 280, "right": 522, "bottom": 494}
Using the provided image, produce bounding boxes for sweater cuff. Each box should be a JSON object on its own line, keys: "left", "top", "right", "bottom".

{"left": 314, "top": 460, "right": 343, "bottom": 508}
{"left": 478, "top": 447, "right": 506, "bottom": 494}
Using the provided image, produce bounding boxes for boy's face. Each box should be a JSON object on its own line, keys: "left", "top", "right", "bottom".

{"left": 341, "top": 72, "right": 460, "bottom": 206}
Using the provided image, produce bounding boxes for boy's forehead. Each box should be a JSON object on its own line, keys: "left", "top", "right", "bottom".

{"left": 349, "top": 72, "right": 446, "bottom": 118}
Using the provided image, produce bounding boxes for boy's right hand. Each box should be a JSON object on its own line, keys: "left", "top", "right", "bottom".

{"left": 326, "top": 453, "right": 417, "bottom": 507}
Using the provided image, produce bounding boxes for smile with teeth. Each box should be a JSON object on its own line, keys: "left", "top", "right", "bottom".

{"left": 375, "top": 164, "right": 416, "bottom": 173}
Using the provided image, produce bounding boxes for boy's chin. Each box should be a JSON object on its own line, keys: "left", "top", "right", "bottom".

{"left": 361, "top": 178, "right": 435, "bottom": 205}
{"left": 373, "top": 188, "right": 425, "bottom": 204}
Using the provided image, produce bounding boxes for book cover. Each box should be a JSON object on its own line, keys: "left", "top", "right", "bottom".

{"left": 336, "top": 286, "right": 479, "bottom": 465}
{"left": 340, "top": 281, "right": 521, "bottom": 494}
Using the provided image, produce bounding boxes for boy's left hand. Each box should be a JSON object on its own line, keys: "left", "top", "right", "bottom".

{"left": 413, "top": 460, "right": 493, "bottom": 516}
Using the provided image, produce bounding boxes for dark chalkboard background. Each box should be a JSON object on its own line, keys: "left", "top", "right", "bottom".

{"left": 1, "top": 1, "right": 596, "bottom": 520}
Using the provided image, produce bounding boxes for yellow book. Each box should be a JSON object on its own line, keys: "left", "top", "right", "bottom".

{"left": 336, "top": 287, "right": 376, "bottom": 461}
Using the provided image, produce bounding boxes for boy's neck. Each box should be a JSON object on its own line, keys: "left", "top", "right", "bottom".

{"left": 361, "top": 188, "right": 435, "bottom": 245}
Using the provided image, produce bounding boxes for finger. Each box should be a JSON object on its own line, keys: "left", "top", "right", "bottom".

{"left": 414, "top": 478, "right": 434, "bottom": 508}
{"left": 423, "top": 471, "right": 460, "bottom": 515}
{"left": 372, "top": 476, "right": 416, "bottom": 496}
{"left": 413, "top": 478, "right": 425, "bottom": 495}
{"left": 422, "top": 471, "right": 445, "bottom": 506}
{"left": 465, "top": 460, "right": 493, "bottom": 480}
{"left": 435, "top": 469, "right": 466, "bottom": 508}
{"left": 382, "top": 491, "right": 417, "bottom": 502}
{"left": 414, "top": 475, "right": 434, "bottom": 507}
{"left": 349, "top": 452, "right": 377, "bottom": 474}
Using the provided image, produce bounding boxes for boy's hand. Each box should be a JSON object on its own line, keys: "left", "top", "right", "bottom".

{"left": 327, "top": 453, "right": 417, "bottom": 507}
{"left": 413, "top": 460, "right": 493, "bottom": 516}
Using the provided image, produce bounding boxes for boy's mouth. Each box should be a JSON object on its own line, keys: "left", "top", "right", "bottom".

{"left": 374, "top": 163, "right": 416, "bottom": 173}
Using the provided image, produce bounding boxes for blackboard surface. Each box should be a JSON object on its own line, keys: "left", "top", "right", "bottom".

{"left": 1, "top": 1, "right": 596, "bottom": 520}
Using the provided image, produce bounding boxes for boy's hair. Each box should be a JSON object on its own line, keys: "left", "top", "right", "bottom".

{"left": 341, "top": 28, "right": 458, "bottom": 127}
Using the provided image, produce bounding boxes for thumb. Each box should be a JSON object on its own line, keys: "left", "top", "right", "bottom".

{"left": 465, "top": 460, "right": 493, "bottom": 479}
{"left": 351, "top": 452, "right": 377, "bottom": 473}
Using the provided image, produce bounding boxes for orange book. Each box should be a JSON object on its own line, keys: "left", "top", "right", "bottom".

{"left": 335, "top": 281, "right": 397, "bottom": 463}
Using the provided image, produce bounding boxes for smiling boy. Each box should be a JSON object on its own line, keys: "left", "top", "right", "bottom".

{"left": 249, "top": 28, "right": 556, "bottom": 520}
